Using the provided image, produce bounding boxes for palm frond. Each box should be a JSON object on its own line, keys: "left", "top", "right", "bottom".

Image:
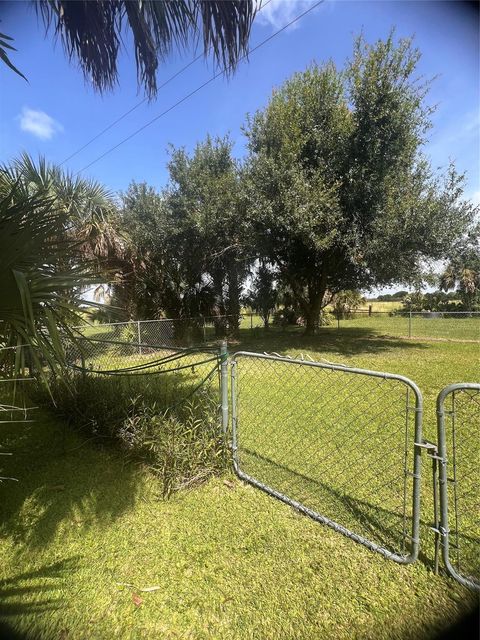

{"left": 0, "top": 157, "right": 109, "bottom": 377}
{"left": 0, "top": 30, "right": 28, "bottom": 81}
{"left": 35, "top": 1, "right": 257, "bottom": 98}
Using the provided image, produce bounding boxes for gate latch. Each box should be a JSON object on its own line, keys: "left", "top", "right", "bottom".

{"left": 415, "top": 440, "right": 442, "bottom": 461}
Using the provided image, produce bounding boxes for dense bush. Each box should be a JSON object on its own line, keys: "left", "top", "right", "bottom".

{"left": 272, "top": 307, "right": 300, "bottom": 326}
{"left": 36, "top": 372, "right": 228, "bottom": 498}
{"left": 401, "top": 291, "right": 468, "bottom": 312}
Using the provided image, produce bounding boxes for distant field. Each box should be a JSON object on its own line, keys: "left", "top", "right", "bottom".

{"left": 360, "top": 300, "right": 403, "bottom": 312}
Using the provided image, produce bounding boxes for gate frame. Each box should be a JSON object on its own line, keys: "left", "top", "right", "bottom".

{"left": 230, "top": 351, "right": 424, "bottom": 564}
{"left": 436, "top": 382, "right": 480, "bottom": 591}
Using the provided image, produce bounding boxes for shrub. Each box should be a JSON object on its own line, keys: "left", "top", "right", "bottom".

{"left": 35, "top": 371, "right": 228, "bottom": 498}
{"left": 119, "top": 391, "right": 226, "bottom": 498}
{"left": 118, "top": 323, "right": 137, "bottom": 344}
{"left": 272, "top": 307, "right": 299, "bottom": 326}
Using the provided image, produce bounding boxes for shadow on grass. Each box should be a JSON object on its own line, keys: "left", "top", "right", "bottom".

{"left": 0, "top": 406, "right": 141, "bottom": 550}
{"left": 240, "top": 446, "right": 477, "bottom": 572}
{"left": 240, "top": 447, "right": 416, "bottom": 560}
{"left": 232, "top": 325, "right": 429, "bottom": 357}
{"left": 0, "top": 557, "right": 80, "bottom": 618}
{"left": 1, "top": 354, "right": 222, "bottom": 550}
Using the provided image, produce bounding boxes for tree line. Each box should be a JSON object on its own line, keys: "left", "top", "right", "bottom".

{"left": 107, "top": 33, "right": 479, "bottom": 334}
{"left": 1, "top": 32, "right": 478, "bottom": 364}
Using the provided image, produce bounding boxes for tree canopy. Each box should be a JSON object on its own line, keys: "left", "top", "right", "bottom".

{"left": 115, "top": 137, "right": 247, "bottom": 335}
{"left": 244, "top": 33, "right": 477, "bottom": 333}
{"left": 440, "top": 224, "right": 480, "bottom": 310}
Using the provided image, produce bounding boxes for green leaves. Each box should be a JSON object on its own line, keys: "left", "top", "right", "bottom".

{"left": 0, "top": 155, "right": 109, "bottom": 377}
{"left": 0, "top": 31, "right": 27, "bottom": 81}
{"left": 35, "top": 1, "right": 256, "bottom": 98}
{"left": 117, "top": 137, "right": 247, "bottom": 325}
{"left": 244, "top": 33, "right": 477, "bottom": 332}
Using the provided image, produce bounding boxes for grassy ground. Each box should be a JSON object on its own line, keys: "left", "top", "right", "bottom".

{"left": 240, "top": 312, "right": 479, "bottom": 342}
{"left": 1, "top": 326, "right": 479, "bottom": 639}
{"left": 78, "top": 309, "right": 479, "bottom": 342}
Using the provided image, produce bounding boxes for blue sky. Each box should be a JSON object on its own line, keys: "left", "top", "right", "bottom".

{"left": 1, "top": 0, "right": 478, "bottom": 206}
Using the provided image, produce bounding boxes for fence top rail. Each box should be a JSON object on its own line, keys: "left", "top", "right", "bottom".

{"left": 72, "top": 314, "right": 241, "bottom": 330}
{"left": 327, "top": 310, "right": 480, "bottom": 315}
{"left": 73, "top": 319, "right": 175, "bottom": 328}
{"left": 436, "top": 382, "right": 480, "bottom": 410}
{"left": 409, "top": 311, "right": 480, "bottom": 315}
{"left": 69, "top": 335, "right": 219, "bottom": 354}
{"left": 232, "top": 350, "right": 423, "bottom": 401}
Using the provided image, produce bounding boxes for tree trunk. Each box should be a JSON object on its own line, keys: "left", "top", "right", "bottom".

{"left": 304, "top": 300, "right": 321, "bottom": 335}
{"left": 212, "top": 269, "right": 226, "bottom": 338}
{"left": 303, "top": 280, "right": 327, "bottom": 336}
{"left": 227, "top": 258, "right": 241, "bottom": 339}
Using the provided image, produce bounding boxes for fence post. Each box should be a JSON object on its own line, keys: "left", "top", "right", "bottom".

{"left": 80, "top": 351, "right": 86, "bottom": 383}
{"left": 202, "top": 318, "right": 207, "bottom": 344}
{"left": 220, "top": 340, "right": 229, "bottom": 435}
{"left": 408, "top": 311, "right": 412, "bottom": 338}
{"left": 137, "top": 320, "right": 142, "bottom": 355}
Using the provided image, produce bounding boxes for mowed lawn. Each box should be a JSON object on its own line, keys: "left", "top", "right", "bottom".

{"left": 0, "top": 326, "right": 478, "bottom": 639}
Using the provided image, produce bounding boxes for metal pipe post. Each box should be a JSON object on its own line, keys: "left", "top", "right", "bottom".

{"left": 220, "top": 340, "right": 229, "bottom": 435}
{"left": 137, "top": 321, "right": 142, "bottom": 355}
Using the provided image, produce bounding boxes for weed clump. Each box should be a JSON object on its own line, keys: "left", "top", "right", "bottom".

{"left": 36, "top": 372, "right": 227, "bottom": 498}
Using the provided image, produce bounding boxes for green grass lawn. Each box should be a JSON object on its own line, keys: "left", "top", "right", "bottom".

{"left": 1, "top": 326, "right": 478, "bottom": 639}
{"left": 240, "top": 311, "right": 479, "bottom": 342}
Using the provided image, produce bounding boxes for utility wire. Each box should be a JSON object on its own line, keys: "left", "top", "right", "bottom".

{"left": 60, "top": 0, "right": 275, "bottom": 167}
{"left": 74, "top": 0, "right": 323, "bottom": 176}
{"left": 59, "top": 55, "right": 200, "bottom": 166}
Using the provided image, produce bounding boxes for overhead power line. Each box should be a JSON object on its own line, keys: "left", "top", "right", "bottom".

{"left": 59, "top": 55, "right": 200, "bottom": 166}
{"left": 74, "top": 0, "right": 324, "bottom": 177}
{"left": 60, "top": 0, "right": 275, "bottom": 167}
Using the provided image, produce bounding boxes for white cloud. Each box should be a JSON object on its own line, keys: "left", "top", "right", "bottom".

{"left": 18, "top": 107, "right": 64, "bottom": 140}
{"left": 256, "top": 0, "right": 324, "bottom": 31}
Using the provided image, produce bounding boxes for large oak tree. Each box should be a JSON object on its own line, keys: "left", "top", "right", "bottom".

{"left": 245, "top": 34, "right": 477, "bottom": 334}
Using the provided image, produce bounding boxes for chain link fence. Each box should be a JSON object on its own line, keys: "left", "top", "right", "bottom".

{"left": 407, "top": 311, "right": 480, "bottom": 341}
{"left": 436, "top": 383, "right": 480, "bottom": 591}
{"left": 4, "top": 330, "right": 478, "bottom": 585}
{"left": 55, "top": 335, "right": 229, "bottom": 497}
{"left": 64, "top": 335, "right": 222, "bottom": 412}
{"left": 0, "top": 345, "right": 36, "bottom": 483}
{"left": 241, "top": 311, "right": 480, "bottom": 342}
{"left": 73, "top": 315, "right": 241, "bottom": 348}
{"left": 231, "top": 352, "right": 423, "bottom": 563}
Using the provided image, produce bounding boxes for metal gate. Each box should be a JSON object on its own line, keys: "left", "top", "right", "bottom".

{"left": 436, "top": 383, "right": 480, "bottom": 591}
{"left": 231, "top": 352, "right": 423, "bottom": 563}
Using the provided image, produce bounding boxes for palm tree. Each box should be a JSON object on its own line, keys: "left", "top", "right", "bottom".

{"left": 0, "top": 154, "right": 119, "bottom": 375}
{"left": 11, "top": 153, "right": 125, "bottom": 263}
{"left": 440, "top": 263, "right": 480, "bottom": 310}
{"left": 35, "top": 0, "right": 258, "bottom": 97}
{"left": 439, "top": 228, "right": 480, "bottom": 311}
